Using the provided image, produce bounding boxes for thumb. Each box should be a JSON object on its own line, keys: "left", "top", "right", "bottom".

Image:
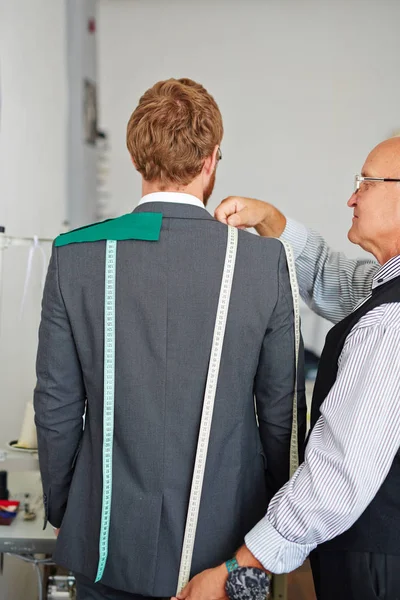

{"left": 175, "top": 584, "right": 189, "bottom": 600}
{"left": 214, "top": 196, "right": 246, "bottom": 225}
{"left": 227, "top": 207, "right": 250, "bottom": 228}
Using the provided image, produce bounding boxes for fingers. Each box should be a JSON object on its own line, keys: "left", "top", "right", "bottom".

{"left": 175, "top": 582, "right": 190, "bottom": 599}
{"left": 226, "top": 208, "right": 250, "bottom": 228}
{"left": 215, "top": 196, "right": 264, "bottom": 229}
{"left": 214, "top": 197, "right": 246, "bottom": 225}
{"left": 215, "top": 196, "right": 284, "bottom": 237}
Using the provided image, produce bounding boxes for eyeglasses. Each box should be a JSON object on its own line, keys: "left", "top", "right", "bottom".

{"left": 354, "top": 174, "right": 400, "bottom": 193}
{"left": 217, "top": 147, "right": 222, "bottom": 161}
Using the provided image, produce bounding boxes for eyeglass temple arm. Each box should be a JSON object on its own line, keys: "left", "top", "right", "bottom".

{"left": 360, "top": 176, "right": 400, "bottom": 182}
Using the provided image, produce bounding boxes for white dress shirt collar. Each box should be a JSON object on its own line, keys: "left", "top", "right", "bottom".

{"left": 372, "top": 254, "right": 400, "bottom": 290}
{"left": 138, "top": 192, "right": 206, "bottom": 210}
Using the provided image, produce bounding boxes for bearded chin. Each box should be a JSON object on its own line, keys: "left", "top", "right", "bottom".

{"left": 203, "top": 170, "right": 216, "bottom": 206}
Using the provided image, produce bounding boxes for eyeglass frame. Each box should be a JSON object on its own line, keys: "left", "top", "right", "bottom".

{"left": 217, "top": 147, "right": 222, "bottom": 161}
{"left": 354, "top": 174, "right": 400, "bottom": 193}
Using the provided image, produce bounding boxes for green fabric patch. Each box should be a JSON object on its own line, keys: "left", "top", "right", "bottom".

{"left": 55, "top": 212, "right": 163, "bottom": 247}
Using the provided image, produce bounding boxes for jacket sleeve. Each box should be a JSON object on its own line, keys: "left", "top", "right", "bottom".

{"left": 254, "top": 245, "right": 306, "bottom": 502}
{"left": 34, "top": 245, "right": 86, "bottom": 528}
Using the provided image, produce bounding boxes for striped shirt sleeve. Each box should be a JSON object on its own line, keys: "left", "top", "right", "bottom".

{"left": 245, "top": 304, "right": 400, "bottom": 573}
{"left": 281, "top": 219, "right": 379, "bottom": 324}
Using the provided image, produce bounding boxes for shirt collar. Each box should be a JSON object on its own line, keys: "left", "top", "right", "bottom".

{"left": 138, "top": 192, "right": 206, "bottom": 210}
{"left": 372, "top": 254, "right": 400, "bottom": 290}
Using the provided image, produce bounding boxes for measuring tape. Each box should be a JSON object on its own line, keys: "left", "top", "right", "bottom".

{"left": 176, "top": 226, "right": 238, "bottom": 594}
{"left": 96, "top": 239, "right": 117, "bottom": 582}
{"left": 94, "top": 233, "right": 300, "bottom": 586}
{"left": 270, "top": 241, "right": 301, "bottom": 600}
{"left": 176, "top": 236, "right": 301, "bottom": 594}
{"left": 279, "top": 240, "right": 301, "bottom": 477}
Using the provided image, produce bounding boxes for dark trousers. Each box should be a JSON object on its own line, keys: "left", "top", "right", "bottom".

{"left": 310, "top": 550, "right": 400, "bottom": 600}
{"left": 75, "top": 573, "right": 166, "bottom": 600}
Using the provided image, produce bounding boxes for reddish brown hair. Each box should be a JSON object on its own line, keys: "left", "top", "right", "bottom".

{"left": 127, "top": 78, "right": 223, "bottom": 187}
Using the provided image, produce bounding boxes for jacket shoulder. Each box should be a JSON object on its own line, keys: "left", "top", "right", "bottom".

{"left": 54, "top": 212, "right": 163, "bottom": 247}
{"left": 236, "top": 228, "right": 283, "bottom": 258}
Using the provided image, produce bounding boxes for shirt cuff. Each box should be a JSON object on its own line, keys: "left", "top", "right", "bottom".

{"left": 245, "top": 516, "right": 316, "bottom": 574}
{"left": 280, "top": 218, "right": 309, "bottom": 260}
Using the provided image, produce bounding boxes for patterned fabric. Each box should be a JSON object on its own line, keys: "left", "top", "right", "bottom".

{"left": 280, "top": 218, "right": 378, "bottom": 323}
{"left": 225, "top": 567, "right": 270, "bottom": 600}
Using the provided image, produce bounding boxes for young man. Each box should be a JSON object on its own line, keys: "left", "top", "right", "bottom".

{"left": 34, "top": 78, "right": 304, "bottom": 600}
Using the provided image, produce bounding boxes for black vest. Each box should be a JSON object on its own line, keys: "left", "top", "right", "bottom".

{"left": 310, "top": 275, "right": 400, "bottom": 554}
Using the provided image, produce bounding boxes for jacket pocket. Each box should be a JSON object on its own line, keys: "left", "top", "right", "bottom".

{"left": 259, "top": 450, "right": 267, "bottom": 470}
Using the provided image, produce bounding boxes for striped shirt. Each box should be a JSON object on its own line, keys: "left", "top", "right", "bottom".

{"left": 245, "top": 219, "right": 400, "bottom": 573}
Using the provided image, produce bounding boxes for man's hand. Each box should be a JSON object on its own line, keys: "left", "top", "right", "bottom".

{"left": 172, "top": 545, "right": 267, "bottom": 600}
{"left": 173, "top": 564, "right": 228, "bottom": 600}
{"left": 214, "top": 197, "right": 287, "bottom": 238}
{"left": 53, "top": 527, "right": 60, "bottom": 537}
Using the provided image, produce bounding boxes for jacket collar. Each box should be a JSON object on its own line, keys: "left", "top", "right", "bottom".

{"left": 133, "top": 201, "right": 215, "bottom": 221}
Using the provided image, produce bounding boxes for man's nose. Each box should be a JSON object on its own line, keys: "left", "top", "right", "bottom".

{"left": 347, "top": 192, "right": 357, "bottom": 208}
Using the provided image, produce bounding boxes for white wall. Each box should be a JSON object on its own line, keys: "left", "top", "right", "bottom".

{"left": 0, "top": 1, "right": 97, "bottom": 597}
{"left": 98, "top": 0, "right": 400, "bottom": 352}
{"left": 0, "top": 0, "right": 67, "bottom": 448}
{"left": 0, "top": 1, "right": 67, "bottom": 597}
{"left": 0, "top": 0, "right": 98, "bottom": 455}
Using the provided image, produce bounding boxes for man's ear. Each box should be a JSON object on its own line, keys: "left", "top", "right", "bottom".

{"left": 203, "top": 145, "right": 219, "bottom": 176}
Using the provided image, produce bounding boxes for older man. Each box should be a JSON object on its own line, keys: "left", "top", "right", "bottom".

{"left": 177, "top": 137, "right": 400, "bottom": 600}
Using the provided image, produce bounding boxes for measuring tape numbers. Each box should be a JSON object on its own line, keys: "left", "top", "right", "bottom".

{"left": 279, "top": 240, "right": 301, "bottom": 477}
{"left": 176, "top": 226, "right": 238, "bottom": 593}
{"left": 96, "top": 239, "right": 117, "bottom": 582}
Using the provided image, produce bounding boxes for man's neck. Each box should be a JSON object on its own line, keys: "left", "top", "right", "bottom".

{"left": 141, "top": 180, "right": 204, "bottom": 205}
{"left": 368, "top": 243, "right": 400, "bottom": 266}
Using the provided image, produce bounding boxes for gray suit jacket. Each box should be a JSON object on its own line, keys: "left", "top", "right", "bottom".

{"left": 34, "top": 201, "right": 305, "bottom": 596}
